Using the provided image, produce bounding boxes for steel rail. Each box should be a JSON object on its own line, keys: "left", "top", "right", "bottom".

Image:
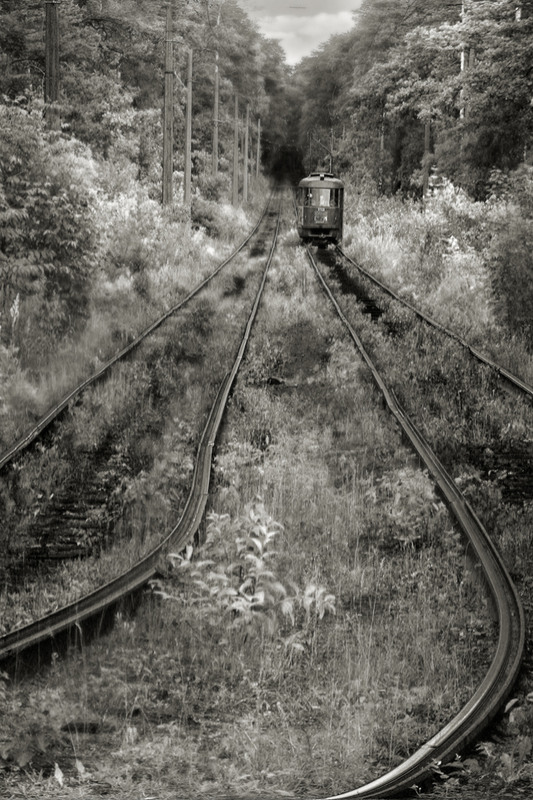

{"left": 0, "top": 199, "right": 282, "bottom": 671}
{"left": 335, "top": 246, "right": 533, "bottom": 400}
{"left": 306, "top": 247, "right": 525, "bottom": 799}
{"left": 0, "top": 196, "right": 274, "bottom": 473}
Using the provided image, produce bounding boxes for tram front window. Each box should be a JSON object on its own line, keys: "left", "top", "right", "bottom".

{"left": 316, "top": 188, "right": 330, "bottom": 207}
{"left": 301, "top": 187, "right": 340, "bottom": 207}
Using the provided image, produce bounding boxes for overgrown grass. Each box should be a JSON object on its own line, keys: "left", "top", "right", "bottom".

{"left": 0, "top": 171, "right": 271, "bottom": 452}
{"left": 0, "top": 232, "right": 269, "bottom": 634}
{"left": 0, "top": 194, "right": 505, "bottom": 800}
{"left": 328, "top": 181, "right": 533, "bottom": 797}
{"left": 342, "top": 180, "right": 533, "bottom": 384}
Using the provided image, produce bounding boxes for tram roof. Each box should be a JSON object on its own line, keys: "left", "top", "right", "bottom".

{"left": 298, "top": 173, "right": 344, "bottom": 189}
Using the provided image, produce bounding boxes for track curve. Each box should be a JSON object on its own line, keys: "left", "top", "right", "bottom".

{"left": 306, "top": 246, "right": 525, "bottom": 799}
{"left": 0, "top": 198, "right": 281, "bottom": 672}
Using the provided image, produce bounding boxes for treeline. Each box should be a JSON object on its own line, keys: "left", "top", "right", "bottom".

{"left": 0, "top": 0, "right": 290, "bottom": 168}
{"left": 293, "top": 0, "right": 533, "bottom": 198}
{"left": 0, "top": 0, "right": 291, "bottom": 354}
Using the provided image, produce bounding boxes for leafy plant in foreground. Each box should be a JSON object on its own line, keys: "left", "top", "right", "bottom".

{"left": 153, "top": 501, "right": 336, "bottom": 658}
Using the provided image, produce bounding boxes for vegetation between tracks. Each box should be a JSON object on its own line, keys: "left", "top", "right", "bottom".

{"left": 342, "top": 176, "right": 533, "bottom": 383}
{"left": 0, "top": 213, "right": 496, "bottom": 799}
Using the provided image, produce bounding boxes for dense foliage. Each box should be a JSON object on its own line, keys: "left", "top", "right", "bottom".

{"left": 292, "top": 0, "right": 533, "bottom": 341}
{"left": 0, "top": 0, "right": 290, "bottom": 362}
{"left": 293, "top": 0, "right": 533, "bottom": 199}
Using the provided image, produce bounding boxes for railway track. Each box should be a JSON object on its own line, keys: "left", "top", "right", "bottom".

{"left": 0, "top": 195, "right": 273, "bottom": 474}
{"left": 305, "top": 245, "right": 525, "bottom": 799}
{"left": 324, "top": 244, "right": 533, "bottom": 508}
{"left": 0, "top": 197, "right": 281, "bottom": 672}
{"left": 334, "top": 246, "right": 533, "bottom": 401}
{"left": 0, "top": 195, "right": 275, "bottom": 589}
{"left": 1, "top": 195, "right": 525, "bottom": 797}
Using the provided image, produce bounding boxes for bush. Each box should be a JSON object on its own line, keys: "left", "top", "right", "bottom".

{"left": 489, "top": 218, "right": 533, "bottom": 343}
{"left": 190, "top": 195, "right": 226, "bottom": 238}
{"left": 0, "top": 106, "right": 99, "bottom": 345}
{"left": 153, "top": 501, "right": 336, "bottom": 665}
{"left": 195, "top": 171, "right": 231, "bottom": 202}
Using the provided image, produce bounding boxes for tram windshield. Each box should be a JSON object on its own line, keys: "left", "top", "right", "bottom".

{"left": 301, "top": 187, "right": 342, "bottom": 207}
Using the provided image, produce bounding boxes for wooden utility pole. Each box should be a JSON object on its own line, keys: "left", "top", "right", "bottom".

{"left": 256, "top": 118, "right": 261, "bottom": 178}
{"left": 184, "top": 48, "right": 193, "bottom": 206}
{"left": 45, "top": 1, "right": 60, "bottom": 130}
{"left": 213, "top": 51, "right": 220, "bottom": 176}
{"left": 162, "top": 4, "right": 174, "bottom": 205}
{"left": 232, "top": 94, "right": 239, "bottom": 206}
{"left": 459, "top": 1, "right": 476, "bottom": 121}
{"left": 422, "top": 119, "right": 431, "bottom": 198}
{"left": 243, "top": 103, "right": 250, "bottom": 204}
{"left": 212, "top": 2, "right": 222, "bottom": 176}
{"left": 460, "top": 1, "right": 467, "bottom": 120}
{"left": 378, "top": 113, "right": 385, "bottom": 193}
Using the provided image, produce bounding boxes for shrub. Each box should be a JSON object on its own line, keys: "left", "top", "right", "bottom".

{"left": 489, "top": 217, "right": 533, "bottom": 343}
{"left": 195, "top": 170, "right": 231, "bottom": 202}
{"left": 153, "top": 501, "right": 336, "bottom": 663}
{"left": 190, "top": 195, "right": 225, "bottom": 238}
{"left": 0, "top": 106, "right": 100, "bottom": 346}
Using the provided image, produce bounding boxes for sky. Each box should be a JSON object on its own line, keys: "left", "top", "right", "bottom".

{"left": 236, "top": 1, "right": 363, "bottom": 65}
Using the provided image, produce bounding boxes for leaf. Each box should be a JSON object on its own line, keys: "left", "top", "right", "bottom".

{"left": 251, "top": 590, "right": 265, "bottom": 606}
{"left": 54, "top": 762, "right": 64, "bottom": 787}
{"left": 13, "top": 747, "right": 33, "bottom": 768}
{"left": 217, "top": 587, "right": 238, "bottom": 600}
{"left": 193, "top": 559, "right": 215, "bottom": 570}
{"left": 239, "top": 577, "right": 255, "bottom": 594}
{"left": 206, "top": 571, "right": 228, "bottom": 584}
{"left": 75, "top": 758, "right": 87, "bottom": 779}
{"left": 244, "top": 553, "right": 263, "bottom": 570}
{"left": 281, "top": 598, "right": 295, "bottom": 624}
{"left": 303, "top": 594, "right": 314, "bottom": 613}
{"left": 250, "top": 536, "right": 264, "bottom": 554}
{"left": 152, "top": 588, "right": 175, "bottom": 601}
{"left": 504, "top": 697, "right": 519, "bottom": 714}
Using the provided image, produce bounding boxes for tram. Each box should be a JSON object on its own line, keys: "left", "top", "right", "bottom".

{"left": 296, "top": 172, "right": 344, "bottom": 246}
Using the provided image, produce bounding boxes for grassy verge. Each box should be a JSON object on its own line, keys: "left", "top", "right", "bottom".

{"left": 342, "top": 185, "right": 533, "bottom": 385}
{"left": 331, "top": 183, "right": 533, "bottom": 797}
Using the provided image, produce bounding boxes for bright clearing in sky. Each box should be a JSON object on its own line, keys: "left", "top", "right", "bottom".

{"left": 237, "top": 1, "right": 362, "bottom": 65}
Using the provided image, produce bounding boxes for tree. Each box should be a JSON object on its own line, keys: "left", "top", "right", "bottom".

{"left": 0, "top": 106, "right": 99, "bottom": 350}
{"left": 291, "top": 0, "right": 533, "bottom": 196}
